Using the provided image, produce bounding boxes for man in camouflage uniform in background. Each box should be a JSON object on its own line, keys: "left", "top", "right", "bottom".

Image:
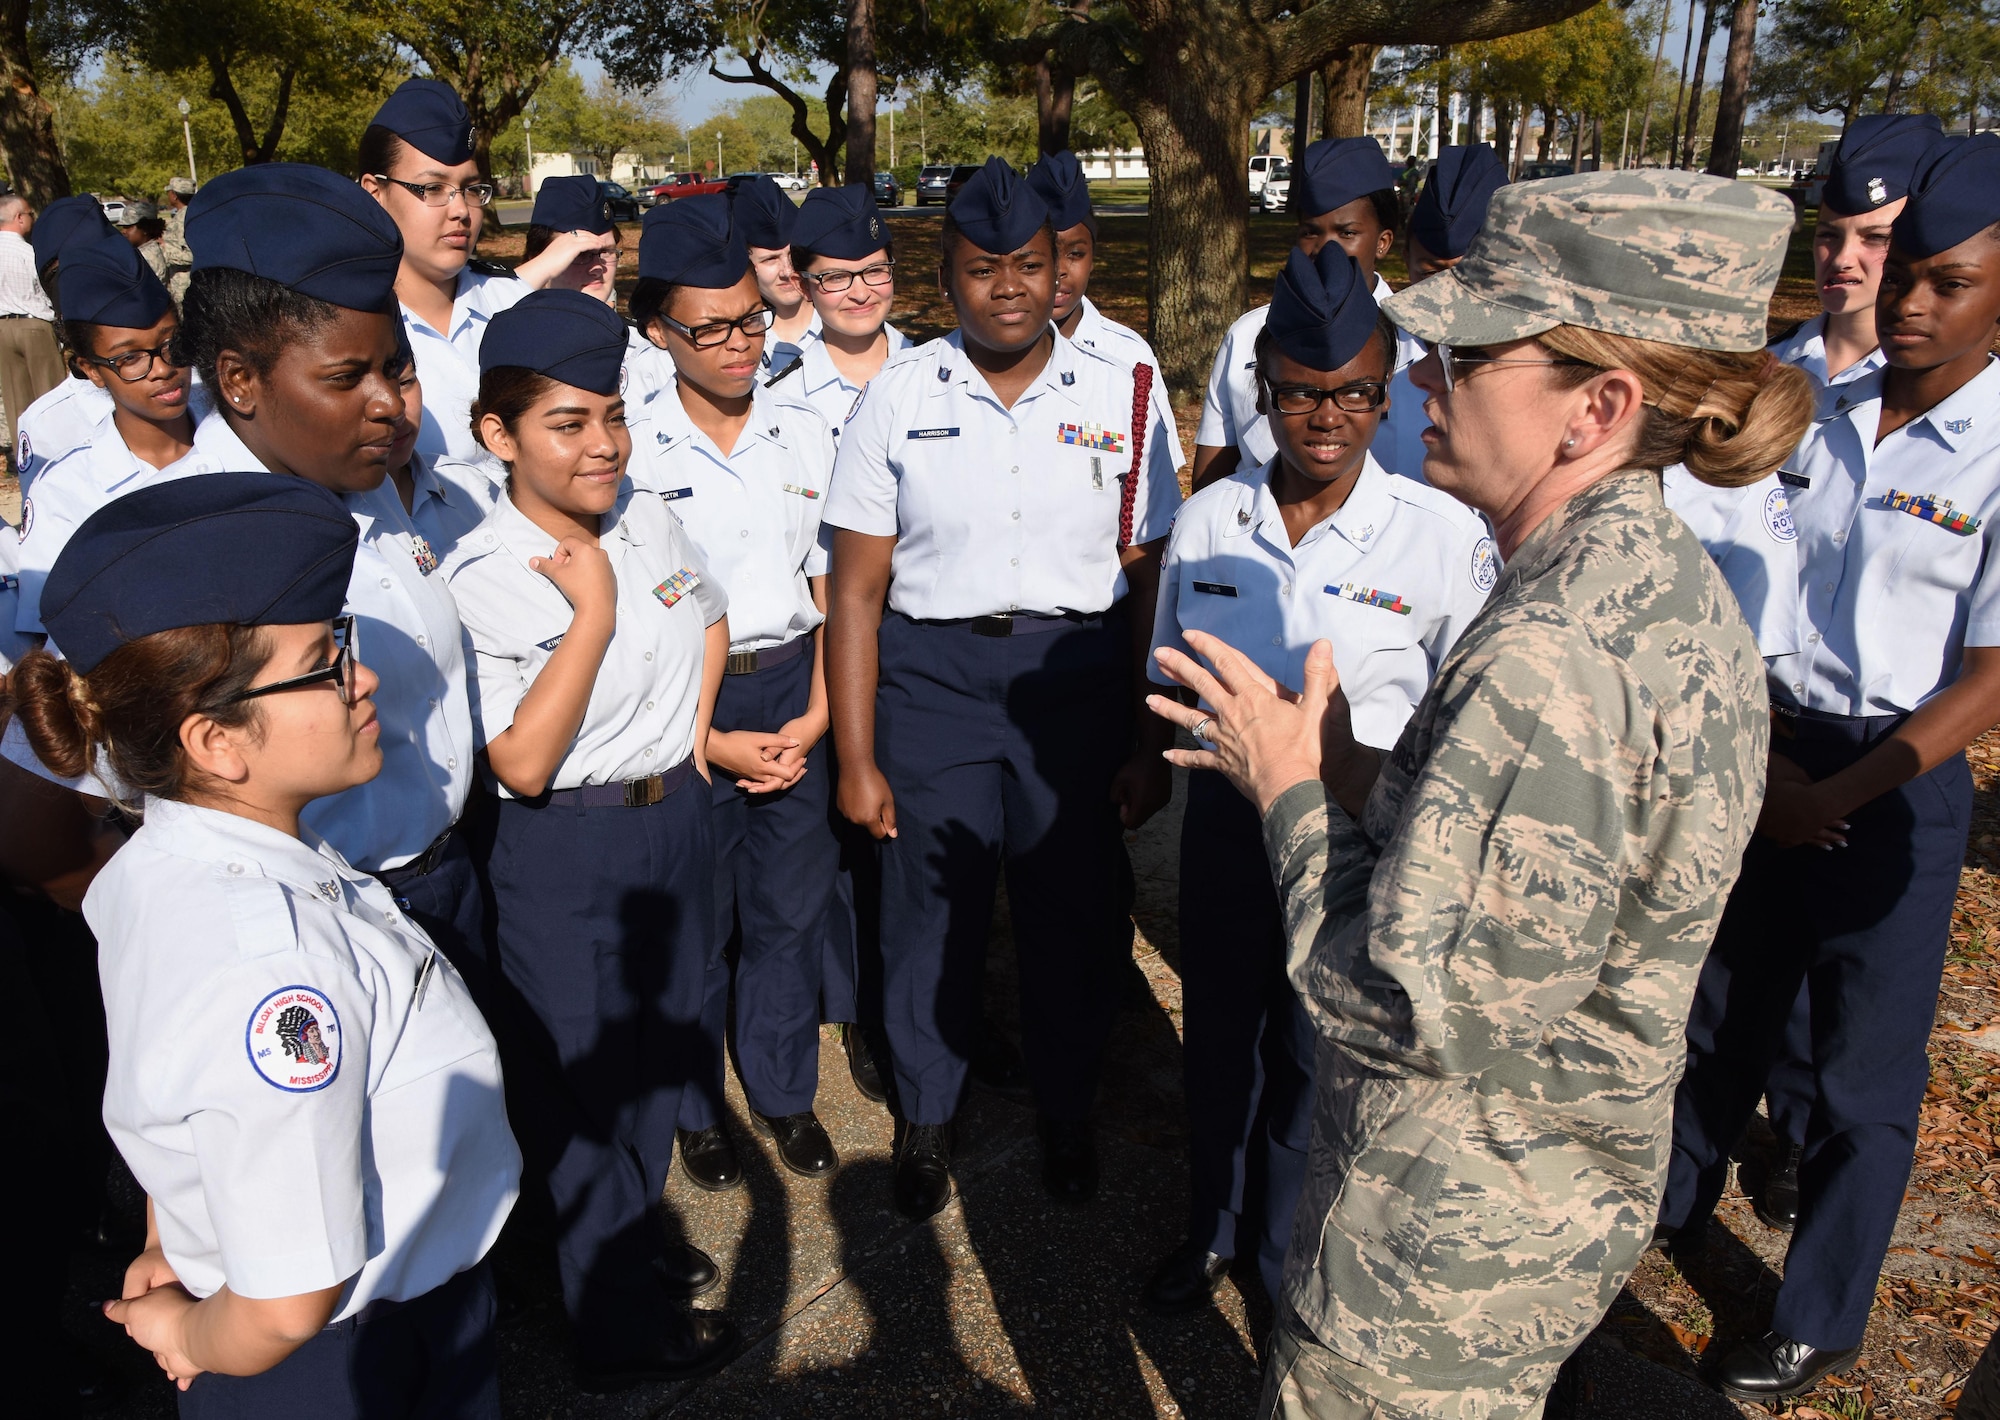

{"left": 1152, "top": 172, "right": 1800, "bottom": 1418}
{"left": 160, "top": 176, "right": 193, "bottom": 304}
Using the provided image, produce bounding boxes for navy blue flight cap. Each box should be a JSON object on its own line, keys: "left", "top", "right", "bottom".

{"left": 948, "top": 157, "right": 1050, "bottom": 255}
{"left": 791, "top": 185, "right": 889, "bottom": 260}
{"left": 187, "top": 163, "right": 403, "bottom": 312}
{"left": 43, "top": 473, "right": 358, "bottom": 675}
{"left": 57, "top": 235, "right": 175, "bottom": 331}
{"left": 638, "top": 195, "right": 748, "bottom": 287}
{"left": 31, "top": 195, "right": 116, "bottom": 275}
{"left": 729, "top": 174, "right": 797, "bottom": 249}
{"left": 1409, "top": 144, "right": 1507, "bottom": 260}
{"left": 479, "top": 289, "right": 628, "bottom": 397}
{"left": 1265, "top": 244, "right": 1382, "bottom": 373}
{"left": 1295, "top": 137, "right": 1398, "bottom": 220}
{"left": 370, "top": 78, "right": 475, "bottom": 166}
{"left": 1027, "top": 150, "right": 1093, "bottom": 232}
{"left": 1823, "top": 113, "right": 1943, "bottom": 216}
{"left": 1893, "top": 132, "right": 2000, "bottom": 259}
{"left": 530, "top": 175, "right": 613, "bottom": 235}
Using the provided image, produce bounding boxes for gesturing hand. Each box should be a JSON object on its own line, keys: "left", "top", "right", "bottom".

{"left": 530, "top": 536, "right": 617, "bottom": 620}
{"left": 1147, "top": 631, "right": 1337, "bottom": 816}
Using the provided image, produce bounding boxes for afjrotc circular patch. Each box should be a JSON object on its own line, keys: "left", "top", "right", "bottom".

{"left": 245, "top": 985, "right": 342, "bottom": 1092}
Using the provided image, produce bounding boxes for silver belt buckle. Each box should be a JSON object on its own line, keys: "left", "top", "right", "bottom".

{"left": 622, "top": 774, "right": 665, "bottom": 807}
{"left": 725, "top": 649, "right": 760, "bottom": 675}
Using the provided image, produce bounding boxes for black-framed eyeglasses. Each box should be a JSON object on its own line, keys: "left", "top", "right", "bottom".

{"left": 1430, "top": 341, "right": 1595, "bottom": 391}
{"left": 1264, "top": 378, "right": 1388, "bottom": 415}
{"left": 369, "top": 175, "right": 497, "bottom": 208}
{"left": 226, "top": 617, "right": 359, "bottom": 706}
{"left": 659, "top": 307, "right": 775, "bottom": 349}
{"left": 802, "top": 262, "right": 895, "bottom": 294}
{"left": 83, "top": 343, "right": 175, "bottom": 383}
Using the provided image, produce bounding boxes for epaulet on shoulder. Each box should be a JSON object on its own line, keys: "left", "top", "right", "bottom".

{"left": 1383, "top": 470, "right": 1487, "bottom": 530}
{"left": 1068, "top": 336, "right": 1131, "bottom": 375}
{"left": 764, "top": 355, "right": 804, "bottom": 388}
{"left": 879, "top": 339, "right": 938, "bottom": 375}
{"left": 466, "top": 257, "right": 515, "bottom": 278}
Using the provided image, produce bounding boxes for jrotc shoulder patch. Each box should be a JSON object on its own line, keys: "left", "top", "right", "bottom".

{"left": 15, "top": 495, "right": 28, "bottom": 544}
{"left": 1762, "top": 487, "right": 1797, "bottom": 543}
{"left": 15, "top": 429, "right": 28, "bottom": 468}
{"left": 245, "top": 984, "right": 342, "bottom": 1093}
{"left": 653, "top": 567, "right": 702, "bottom": 607}
{"left": 1469, "top": 536, "right": 1498, "bottom": 593}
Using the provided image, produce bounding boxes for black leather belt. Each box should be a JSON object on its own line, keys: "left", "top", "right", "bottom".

{"left": 910, "top": 611, "right": 1103, "bottom": 638}
{"left": 373, "top": 822, "right": 457, "bottom": 888}
{"left": 542, "top": 757, "right": 696, "bottom": 807}
{"left": 725, "top": 635, "right": 809, "bottom": 675}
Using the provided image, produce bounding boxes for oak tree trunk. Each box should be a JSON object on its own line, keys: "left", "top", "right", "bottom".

{"left": 844, "top": 0, "right": 878, "bottom": 187}
{"left": 0, "top": 0, "right": 67, "bottom": 205}
{"left": 1321, "top": 44, "right": 1379, "bottom": 138}
{"left": 1037, "top": 58, "right": 1076, "bottom": 154}
{"left": 1292, "top": 71, "right": 1313, "bottom": 159}
{"left": 1679, "top": 0, "right": 1718, "bottom": 170}
{"left": 1703, "top": 0, "right": 1757, "bottom": 176}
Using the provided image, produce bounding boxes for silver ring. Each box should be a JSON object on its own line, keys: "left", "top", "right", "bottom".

{"left": 1190, "top": 716, "right": 1212, "bottom": 743}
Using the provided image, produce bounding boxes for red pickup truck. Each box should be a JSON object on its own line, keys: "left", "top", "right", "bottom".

{"left": 640, "top": 173, "right": 729, "bottom": 206}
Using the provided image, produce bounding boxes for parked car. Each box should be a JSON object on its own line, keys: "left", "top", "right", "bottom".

{"left": 770, "top": 173, "right": 807, "bottom": 192}
{"left": 1515, "top": 160, "right": 1576, "bottom": 181}
{"left": 1260, "top": 169, "right": 1291, "bottom": 213}
{"left": 1248, "top": 154, "right": 1287, "bottom": 203}
{"left": 873, "top": 171, "right": 901, "bottom": 207}
{"left": 97, "top": 194, "right": 127, "bottom": 223}
{"left": 600, "top": 181, "right": 641, "bottom": 222}
{"left": 642, "top": 172, "right": 730, "bottom": 204}
{"left": 916, "top": 163, "right": 979, "bottom": 206}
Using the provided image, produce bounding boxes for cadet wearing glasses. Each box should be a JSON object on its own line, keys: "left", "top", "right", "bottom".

{"left": 360, "top": 79, "right": 617, "bottom": 461}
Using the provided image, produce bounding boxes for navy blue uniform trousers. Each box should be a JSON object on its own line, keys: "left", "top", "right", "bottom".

{"left": 1661, "top": 709, "right": 1972, "bottom": 1350}
{"left": 682, "top": 645, "right": 840, "bottom": 1123}
{"left": 378, "top": 828, "right": 491, "bottom": 1014}
{"left": 1767, "top": 984, "right": 1815, "bottom": 1147}
{"left": 1179, "top": 767, "right": 1316, "bottom": 1303}
{"left": 875, "top": 609, "right": 1132, "bottom": 1125}
{"left": 178, "top": 1262, "right": 499, "bottom": 1419}
{"left": 488, "top": 776, "right": 714, "bottom": 1366}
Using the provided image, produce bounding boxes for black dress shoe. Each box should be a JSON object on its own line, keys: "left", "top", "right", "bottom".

{"left": 1142, "top": 1239, "right": 1231, "bottom": 1315}
{"left": 575, "top": 1309, "right": 738, "bottom": 1394}
{"left": 753, "top": 1110, "right": 838, "bottom": 1177}
{"left": 677, "top": 1125, "right": 744, "bottom": 1192}
{"left": 894, "top": 1120, "right": 955, "bottom": 1219}
{"left": 970, "top": 1021, "right": 1030, "bottom": 1097}
{"left": 1755, "top": 1142, "right": 1803, "bottom": 1232}
{"left": 657, "top": 1241, "right": 720, "bottom": 1299}
{"left": 1709, "top": 1329, "right": 1859, "bottom": 1400}
{"left": 1039, "top": 1114, "right": 1098, "bottom": 1204}
{"left": 843, "top": 1023, "right": 888, "bottom": 1103}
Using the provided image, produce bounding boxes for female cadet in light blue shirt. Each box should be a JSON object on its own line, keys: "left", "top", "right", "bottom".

{"left": 1661, "top": 134, "right": 2000, "bottom": 1404}
{"left": 12, "top": 197, "right": 119, "bottom": 487}
{"left": 1141, "top": 245, "right": 1492, "bottom": 1317}
{"left": 441, "top": 289, "right": 736, "bottom": 1392}
{"left": 11, "top": 473, "right": 517, "bottom": 1416}
{"left": 624, "top": 196, "right": 844, "bottom": 1186}
{"left": 822, "top": 157, "right": 1182, "bottom": 1222}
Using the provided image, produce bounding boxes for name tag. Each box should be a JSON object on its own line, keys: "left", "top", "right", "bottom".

{"left": 1776, "top": 469, "right": 1811, "bottom": 489}
{"left": 537, "top": 633, "right": 566, "bottom": 652}
{"left": 1326, "top": 582, "right": 1413, "bottom": 615}
{"left": 907, "top": 427, "right": 960, "bottom": 440}
{"left": 654, "top": 567, "right": 702, "bottom": 608}
{"left": 1191, "top": 580, "right": 1238, "bottom": 597}
{"left": 783, "top": 483, "right": 820, "bottom": 499}
{"left": 662, "top": 487, "right": 694, "bottom": 501}
{"left": 1056, "top": 421, "right": 1126, "bottom": 453}
{"left": 1880, "top": 488, "right": 1982, "bottom": 536}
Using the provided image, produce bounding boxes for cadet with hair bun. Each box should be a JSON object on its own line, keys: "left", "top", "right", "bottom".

{"left": 7, "top": 473, "right": 518, "bottom": 1416}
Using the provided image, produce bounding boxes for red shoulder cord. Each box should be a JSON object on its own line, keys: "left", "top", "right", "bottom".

{"left": 1119, "top": 362, "right": 1153, "bottom": 549}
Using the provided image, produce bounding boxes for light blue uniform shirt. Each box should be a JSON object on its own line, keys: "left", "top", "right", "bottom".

{"left": 762, "top": 307, "right": 823, "bottom": 376}
{"left": 411, "top": 451, "right": 502, "bottom": 561}
{"left": 403, "top": 268, "right": 530, "bottom": 461}
{"left": 1196, "top": 273, "right": 1424, "bottom": 468}
{"left": 89, "top": 797, "right": 518, "bottom": 1317}
{"left": 823, "top": 331, "right": 1183, "bottom": 621}
{"left": 0, "top": 531, "right": 32, "bottom": 672}
{"left": 1071, "top": 295, "right": 1184, "bottom": 471}
{"left": 626, "top": 377, "right": 834, "bottom": 652}
{"left": 769, "top": 322, "right": 909, "bottom": 446}
{"left": 1771, "top": 357, "right": 2000, "bottom": 715}
{"left": 15, "top": 374, "right": 114, "bottom": 491}
{"left": 443, "top": 484, "right": 728, "bottom": 793}
{"left": 162, "top": 418, "right": 479, "bottom": 870}
{"left": 1770, "top": 313, "right": 1888, "bottom": 413}
{"left": 18, "top": 422, "right": 182, "bottom": 633}
{"left": 1150, "top": 453, "right": 1494, "bottom": 750}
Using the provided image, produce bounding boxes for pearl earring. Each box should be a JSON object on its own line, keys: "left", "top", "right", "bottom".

{"left": 1564, "top": 438, "right": 1576, "bottom": 449}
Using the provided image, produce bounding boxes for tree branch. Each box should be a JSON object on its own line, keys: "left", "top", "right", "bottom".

{"left": 1270, "top": 0, "right": 1600, "bottom": 82}
{"left": 259, "top": 65, "right": 295, "bottom": 163}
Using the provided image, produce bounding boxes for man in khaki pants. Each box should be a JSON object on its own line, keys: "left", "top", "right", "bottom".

{"left": 0, "top": 194, "right": 67, "bottom": 472}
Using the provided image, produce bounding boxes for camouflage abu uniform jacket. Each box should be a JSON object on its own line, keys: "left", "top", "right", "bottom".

{"left": 1267, "top": 470, "right": 1768, "bottom": 1417}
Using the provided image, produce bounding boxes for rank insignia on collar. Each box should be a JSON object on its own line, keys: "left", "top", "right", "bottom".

{"left": 1945, "top": 417, "right": 1975, "bottom": 435}
{"left": 1236, "top": 509, "right": 1251, "bottom": 527}
{"left": 317, "top": 880, "right": 341, "bottom": 903}
{"left": 411, "top": 534, "right": 438, "bottom": 575}
{"left": 937, "top": 366, "right": 951, "bottom": 382}
{"left": 1060, "top": 371, "right": 1076, "bottom": 386}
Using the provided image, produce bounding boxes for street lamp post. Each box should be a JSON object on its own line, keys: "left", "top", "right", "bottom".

{"left": 177, "top": 98, "right": 198, "bottom": 186}
{"left": 523, "top": 100, "right": 536, "bottom": 196}
{"left": 716, "top": 131, "right": 723, "bottom": 175}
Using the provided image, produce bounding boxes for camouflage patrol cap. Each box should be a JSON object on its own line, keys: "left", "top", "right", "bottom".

{"left": 1382, "top": 170, "right": 1795, "bottom": 354}
{"left": 165, "top": 177, "right": 196, "bottom": 198}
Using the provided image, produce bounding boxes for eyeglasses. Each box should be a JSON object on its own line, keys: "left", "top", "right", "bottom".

{"left": 369, "top": 175, "right": 497, "bottom": 208}
{"left": 1264, "top": 378, "right": 1388, "bottom": 416}
{"left": 83, "top": 343, "right": 176, "bottom": 383}
{"left": 802, "top": 262, "right": 895, "bottom": 294}
{"left": 658, "top": 307, "right": 775, "bottom": 349}
{"left": 226, "top": 617, "right": 359, "bottom": 706}
{"left": 1431, "top": 342, "right": 1595, "bottom": 391}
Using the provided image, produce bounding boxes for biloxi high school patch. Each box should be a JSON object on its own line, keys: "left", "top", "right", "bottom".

{"left": 16, "top": 496, "right": 29, "bottom": 544}
{"left": 1469, "top": 536, "right": 1499, "bottom": 593}
{"left": 654, "top": 567, "right": 701, "bottom": 608}
{"left": 15, "top": 429, "right": 28, "bottom": 469}
{"left": 1764, "top": 487, "right": 1797, "bottom": 542}
{"left": 246, "top": 985, "right": 342, "bottom": 1092}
